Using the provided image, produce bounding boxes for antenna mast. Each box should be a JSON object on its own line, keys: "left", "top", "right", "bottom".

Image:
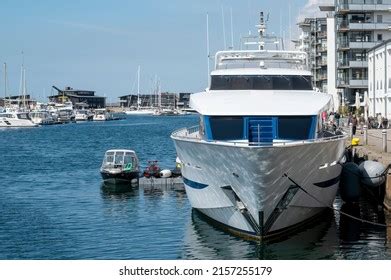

{"left": 257, "top": 12, "right": 266, "bottom": 50}
{"left": 206, "top": 13, "right": 210, "bottom": 88}
{"left": 221, "top": 6, "right": 227, "bottom": 50}
{"left": 230, "top": 7, "right": 234, "bottom": 49}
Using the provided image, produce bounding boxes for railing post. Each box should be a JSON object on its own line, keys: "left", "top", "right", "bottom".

{"left": 383, "top": 129, "right": 387, "bottom": 153}
{"left": 363, "top": 125, "right": 368, "bottom": 145}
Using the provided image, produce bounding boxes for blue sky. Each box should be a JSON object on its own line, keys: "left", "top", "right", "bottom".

{"left": 0, "top": 0, "right": 312, "bottom": 102}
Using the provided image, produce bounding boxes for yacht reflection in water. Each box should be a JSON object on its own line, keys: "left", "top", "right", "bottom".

{"left": 181, "top": 210, "right": 339, "bottom": 260}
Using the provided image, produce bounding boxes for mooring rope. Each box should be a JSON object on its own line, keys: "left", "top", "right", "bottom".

{"left": 282, "top": 173, "right": 391, "bottom": 228}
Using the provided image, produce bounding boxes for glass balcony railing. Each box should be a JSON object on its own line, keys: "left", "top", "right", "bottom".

{"left": 336, "top": 0, "right": 391, "bottom": 11}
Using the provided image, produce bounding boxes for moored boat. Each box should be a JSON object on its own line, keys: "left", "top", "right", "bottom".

{"left": 93, "top": 109, "right": 112, "bottom": 121}
{"left": 171, "top": 13, "right": 347, "bottom": 240}
{"left": 100, "top": 149, "right": 140, "bottom": 184}
{"left": 29, "top": 110, "right": 55, "bottom": 125}
{"left": 0, "top": 111, "right": 37, "bottom": 127}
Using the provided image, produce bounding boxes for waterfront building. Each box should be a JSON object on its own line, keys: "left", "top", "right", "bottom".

{"left": 298, "top": 17, "right": 328, "bottom": 94}
{"left": 333, "top": 0, "right": 391, "bottom": 107}
{"left": 177, "top": 93, "right": 192, "bottom": 109}
{"left": 0, "top": 94, "right": 37, "bottom": 109}
{"left": 368, "top": 39, "right": 391, "bottom": 119}
{"left": 297, "top": 14, "right": 341, "bottom": 111}
{"left": 49, "top": 86, "right": 106, "bottom": 109}
{"left": 119, "top": 92, "right": 182, "bottom": 109}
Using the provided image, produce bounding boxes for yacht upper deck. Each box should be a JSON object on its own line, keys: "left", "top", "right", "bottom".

{"left": 215, "top": 50, "right": 309, "bottom": 71}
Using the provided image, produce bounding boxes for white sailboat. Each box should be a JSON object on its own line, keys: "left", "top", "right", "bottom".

{"left": 125, "top": 66, "right": 154, "bottom": 115}
{"left": 0, "top": 63, "right": 36, "bottom": 127}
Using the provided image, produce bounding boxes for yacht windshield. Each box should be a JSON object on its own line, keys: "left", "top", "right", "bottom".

{"left": 210, "top": 75, "right": 313, "bottom": 90}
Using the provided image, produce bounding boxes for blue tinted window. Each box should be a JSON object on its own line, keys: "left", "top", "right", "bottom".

{"left": 209, "top": 117, "right": 244, "bottom": 140}
{"left": 278, "top": 116, "right": 313, "bottom": 140}
{"left": 210, "top": 75, "right": 313, "bottom": 90}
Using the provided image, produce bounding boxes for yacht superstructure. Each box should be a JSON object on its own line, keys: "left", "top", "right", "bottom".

{"left": 171, "top": 14, "right": 347, "bottom": 239}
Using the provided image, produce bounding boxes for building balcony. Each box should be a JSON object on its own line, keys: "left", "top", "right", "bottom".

{"left": 318, "top": 46, "right": 327, "bottom": 52}
{"left": 320, "top": 61, "right": 328, "bottom": 67}
{"left": 317, "top": 31, "right": 327, "bottom": 38}
{"left": 349, "top": 41, "right": 378, "bottom": 49}
{"left": 337, "top": 21, "right": 349, "bottom": 32}
{"left": 349, "top": 60, "right": 368, "bottom": 68}
{"left": 336, "top": 2, "right": 391, "bottom": 13}
{"left": 349, "top": 4, "right": 391, "bottom": 12}
{"left": 337, "top": 79, "right": 349, "bottom": 87}
{"left": 350, "top": 79, "right": 368, "bottom": 87}
{"left": 349, "top": 22, "right": 391, "bottom": 31}
{"left": 317, "top": 74, "right": 328, "bottom": 81}
{"left": 337, "top": 61, "right": 350, "bottom": 69}
{"left": 337, "top": 40, "right": 350, "bottom": 50}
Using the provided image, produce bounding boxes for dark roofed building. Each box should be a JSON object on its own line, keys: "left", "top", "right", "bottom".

{"left": 119, "top": 92, "right": 178, "bottom": 108}
{"left": 49, "top": 86, "right": 106, "bottom": 108}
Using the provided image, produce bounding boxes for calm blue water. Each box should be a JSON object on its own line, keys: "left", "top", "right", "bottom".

{"left": 1, "top": 115, "right": 391, "bottom": 259}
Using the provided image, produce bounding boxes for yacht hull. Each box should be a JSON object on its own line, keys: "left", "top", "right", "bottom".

{"left": 100, "top": 170, "right": 139, "bottom": 184}
{"left": 0, "top": 118, "right": 37, "bottom": 127}
{"left": 172, "top": 134, "right": 346, "bottom": 238}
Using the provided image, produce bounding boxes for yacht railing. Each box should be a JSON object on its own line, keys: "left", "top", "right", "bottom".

{"left": 215, "top": 50, "right": 309, "bottom": 71}
{"left": 171, "top": 126, "right": 348, "bottom": 147}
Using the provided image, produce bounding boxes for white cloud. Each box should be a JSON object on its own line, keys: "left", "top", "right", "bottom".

{"left": 297, "top": 0, "right": 334, "bottom": 22}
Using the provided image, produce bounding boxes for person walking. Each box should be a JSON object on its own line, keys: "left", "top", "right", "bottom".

{"left": 352, "top": 114, "right": 358, "bottom": 135}
{"left": 335, "top": 112, "right": 340, "bottom": 127}
{"left": 377, "top": 113, "right": 382, "bottom": 129}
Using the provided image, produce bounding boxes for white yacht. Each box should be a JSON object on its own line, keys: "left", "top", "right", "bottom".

{"left": 93, "top": 108, "right": 112, "bottom": 121}
{"left": 171, "top": 18, "right": 347, "bottom": 240}
{"left": 0, "top": 111, "right": 37, "bottom": 127}
{"left": 125, "top": 107, "right": 155, "bottom": 115}
{"left": 29, "top": 111, "right": 55, "bottom": 125}
{"left": 75, "top": 109, "right": 93, "bottom": 121}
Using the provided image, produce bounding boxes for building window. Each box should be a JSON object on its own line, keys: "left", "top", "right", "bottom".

{"left": 377, "top": 15, "right": 383, "bottom": 23}
{"left": 389, "top": 78, "right": 391, "bottom": 88}
{"left": 378, "top": 34, "right": 383, "bottom": 41}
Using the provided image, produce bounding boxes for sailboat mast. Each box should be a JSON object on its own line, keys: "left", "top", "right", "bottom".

{"left": 137, "top": 65, "right": 140, "bottom": 110}
{"left": 23, "top": 67, "right": 26, "bottom": 109}
{"left": 3, "top": 63, "right": 7, "bottom": 106}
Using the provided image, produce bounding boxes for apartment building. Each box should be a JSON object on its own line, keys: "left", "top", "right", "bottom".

{"left": 334, "top": 0, "right": 391, "bottom": 106}
{"left": 298, "top": 17, "right": 329, "bottom": 93}
{"left": 368, "top": 40, "right": 391, "bottom": 119}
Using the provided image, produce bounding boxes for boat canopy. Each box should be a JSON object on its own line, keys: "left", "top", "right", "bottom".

{"left": 102, "top": 150, "right": 138, "bottom": 170}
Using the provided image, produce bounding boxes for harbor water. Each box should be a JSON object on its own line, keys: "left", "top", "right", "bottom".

{"left": 1, "top": 115, "right": 391, "bottom": 259}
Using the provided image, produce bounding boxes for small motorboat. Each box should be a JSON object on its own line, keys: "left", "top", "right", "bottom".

{"left": 100, "top": 149, "right": 140, "bottom": 184}
{"left": 143, "top": 160, "right": 161, "bottom": 178}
